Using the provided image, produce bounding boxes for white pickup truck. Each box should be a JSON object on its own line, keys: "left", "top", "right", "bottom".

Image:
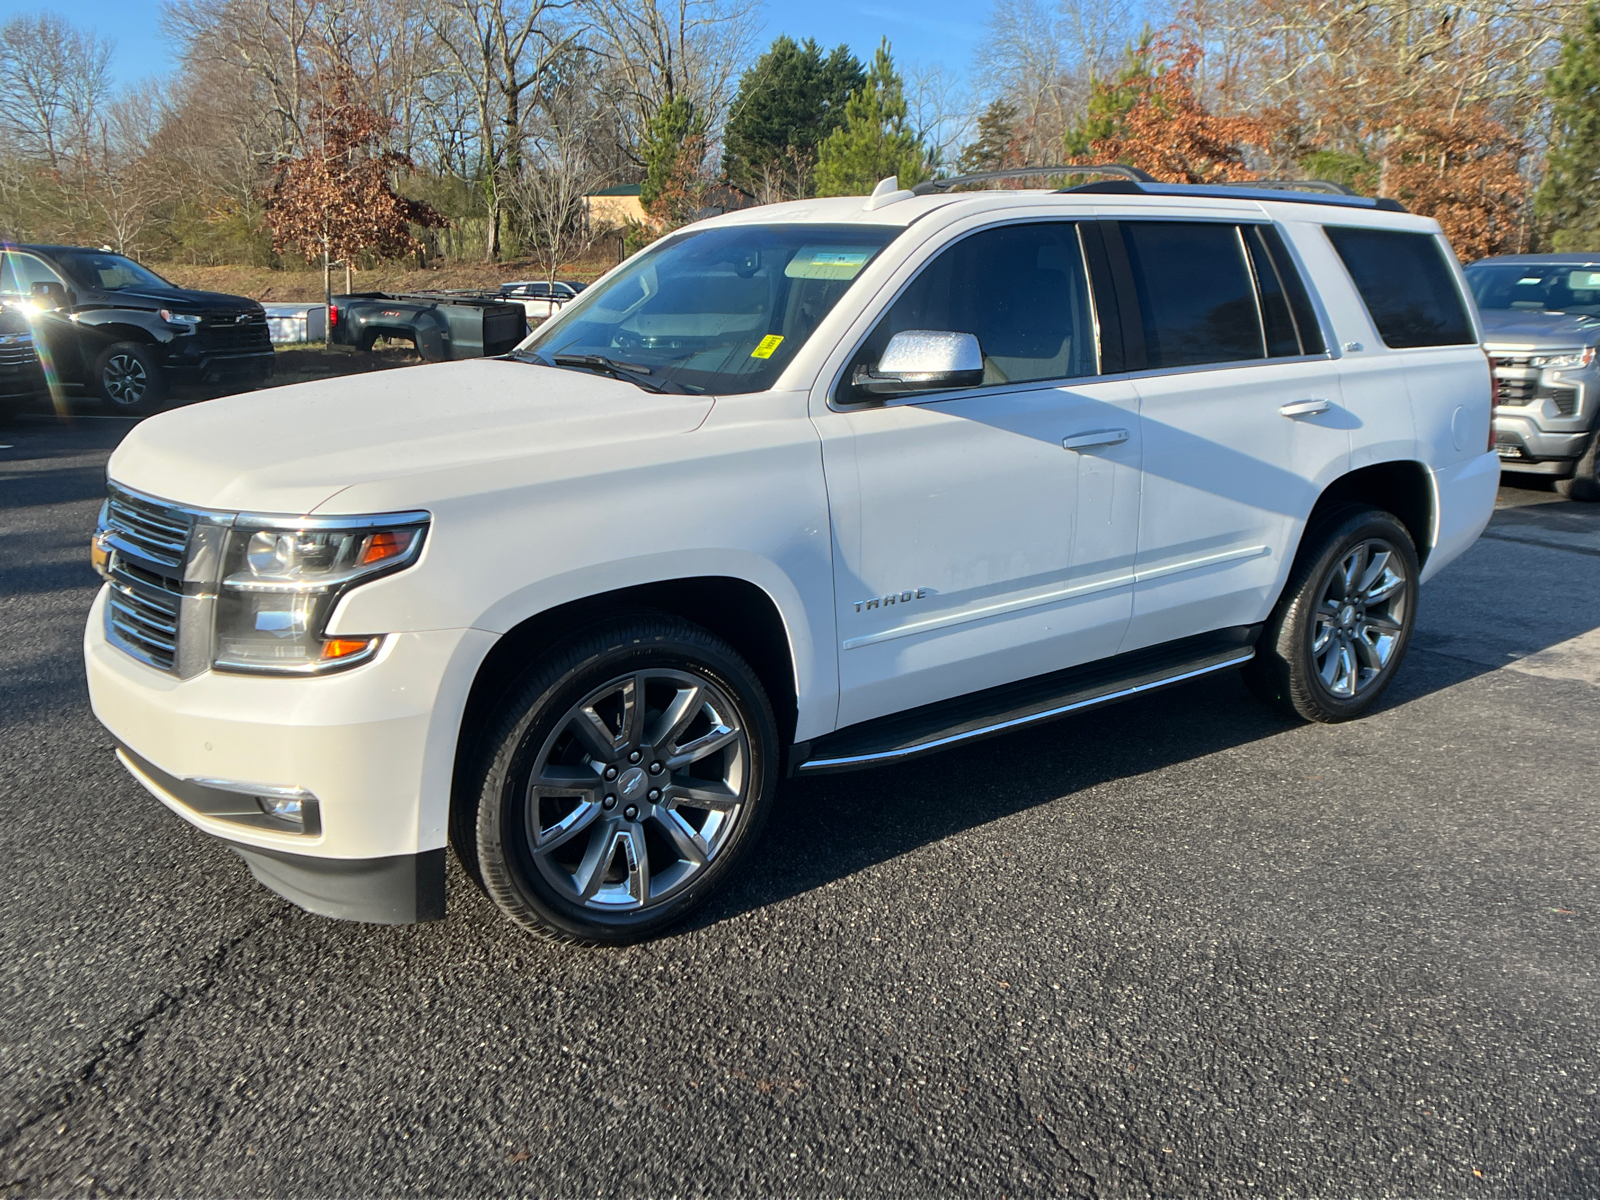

{"left": 86, "top": 172, "right": 1499, "bottom": 944}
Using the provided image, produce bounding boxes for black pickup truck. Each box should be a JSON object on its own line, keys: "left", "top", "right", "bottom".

{"left": 329, "top": 292, "right": 527, "bottom": 360}
{"left": 3, "top": 246, "right": 272, "bottom": 413}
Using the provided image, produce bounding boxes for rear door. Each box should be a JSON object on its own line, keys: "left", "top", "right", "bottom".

{"left": 1103, "top": 219, "right": 1352, "bottom": 651}
{"left": 813, "top": 218, "right": 1144, "bottom": 728}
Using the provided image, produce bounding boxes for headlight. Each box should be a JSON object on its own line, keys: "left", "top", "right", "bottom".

{"left": 1530, "top": 347, "right": 1595, "bottom": 369}
{"left": 212, "top": 512, "right": 429, "bottom": 675}
{"left": 159, "top": 309, "right": 202, "bottom": 331}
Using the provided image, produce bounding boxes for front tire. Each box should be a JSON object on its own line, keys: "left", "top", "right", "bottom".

{"left": 95, "top": 342, "right": 166, "bottom": 414}
{"left": 1244, "top": 507, "right": 1419, "bottom": 723}
{"left": 459, "top": 615, "right": 779, "bottom": 945}
{"left": 1555, "top": 429, "right": 1600, "bottom": 501}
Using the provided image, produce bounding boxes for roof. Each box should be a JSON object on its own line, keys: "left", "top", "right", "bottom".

{"left": 588, "top": 184, "right": 642, "bottom": 197}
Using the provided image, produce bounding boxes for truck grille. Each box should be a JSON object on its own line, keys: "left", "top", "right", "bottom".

{"left": 0, "top": 343, "right": 35, "bottom": 369}
{"left": 197, "top": 310, "right": 272, "bottom": 353}
{"left": 102, "top": 489, "right": 193, "bottom": 672}
{"left": 106, "top": 491, "right": 190, "bottom": 569}
{"left": 1490, "top": 353, "right": 1582, "bottom": 415}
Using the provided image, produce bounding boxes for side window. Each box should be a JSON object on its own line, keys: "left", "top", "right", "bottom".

{"left": 838, "top": 221, "right": 1097, "bottom": 402}
{"left": 9, "top": 253, "right": 65, "bottom": 295}
{"left": 1118, "top": 222, "right": 1264, "bottom": 369}
{"left": 1243, "top": 225, "right": 1326, "bottom": 357}
{"left": 1324, "top": 226, "right": 1474, "bottom": 348}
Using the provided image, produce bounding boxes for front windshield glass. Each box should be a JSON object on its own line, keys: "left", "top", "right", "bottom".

{"left": 1465, "top": 262, "right": 1600, "bottom": 315}
{"left": 56, "top": 251, "right": 173, "bottom": 292}
{"left": 520, "top": 223, "right": 900, "bottom": 394}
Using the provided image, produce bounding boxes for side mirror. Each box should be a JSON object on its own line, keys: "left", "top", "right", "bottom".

{"left": 852, "top": 329, "right": 983, "bottom": 396}
{"left": 30, "top": 281, "right": 67, "bottom": 310}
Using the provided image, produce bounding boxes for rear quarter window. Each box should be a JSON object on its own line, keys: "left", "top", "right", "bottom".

{"left": 1324, "top": 226, "right": 1474, "bottom": 349}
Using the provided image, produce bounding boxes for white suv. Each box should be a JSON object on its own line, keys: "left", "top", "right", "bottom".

{"left": 85, "top": 173, "right": 1500, "bottom": 944}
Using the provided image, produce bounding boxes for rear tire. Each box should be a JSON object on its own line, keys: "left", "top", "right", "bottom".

{"left": 1244, "top": 507, "right": 1419, "bottom": 723}
{"left": 1554, "top": 430, "right": 1600, "bottom": 501}
{"left": 457, "top": 614, "right": 779, "bottom": 945}
{"left": 95, "top": 342, "right": 166, "bottom": 415}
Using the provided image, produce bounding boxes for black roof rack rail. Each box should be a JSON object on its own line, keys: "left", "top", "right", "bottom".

{"left": 1249, "top": 179, "right": 1359, "bottom": 196}
{"left": 1061, "top": 178, "right": 1408, "bottom": 213}
{"left": 911, "top": 165, "right": 1155, "bottom": 195}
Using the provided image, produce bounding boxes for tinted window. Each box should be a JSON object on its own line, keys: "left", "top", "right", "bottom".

{"left": 1245, "top": 228, "right": 1300, "bottom": 357}
{"left": 840, "top": 221, "right": 1097, "bottom": 401}
{"left": 5, "top": 253, "right": 64, "bottom": 294}
{"left": 55, "top": 251, "right": 168, "bottom": 291}
{"left": 1465, "top": 261, "right": 1600, "bottom": 316}
{"left": 1324, "top": 226, "right": 1473, "bottom": 348}
{"left": 1119, "top": 222, "right": 1264, "bottom": 368}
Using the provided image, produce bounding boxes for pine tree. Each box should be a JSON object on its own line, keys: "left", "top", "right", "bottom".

{"left": 1063, "top": 27, "right": 1156, "bottom": 159}
{"left": 723, "top": 36, "right": 864, "bottom": 197}
{"left": 1538, "top": 1, "right": 1600, "bottom": 250}
{"left": 813, "top": 40, "right": 931, "bottom": 196}
{"left": 957, "top": 99, "right": 1022, "bottom": 174}
{"left": 639, "top": 98, "right": 709, "bottom": 226}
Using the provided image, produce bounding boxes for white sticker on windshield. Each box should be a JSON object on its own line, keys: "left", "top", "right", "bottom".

{"left": 786, "top": 247, "right": 872, "bottom": 280}
{"left": 1571, "top": 271, "right": 1600, "bottom": 289}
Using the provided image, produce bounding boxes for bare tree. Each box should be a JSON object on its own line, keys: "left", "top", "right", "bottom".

{"left": 428, "top": 0, "right": 584, "bottom": 259}
{"left": 0, "top": 13, "right": 113, "bottom": 170}
{"left": 510, "top": 92, "right": 611, "bottom": 286}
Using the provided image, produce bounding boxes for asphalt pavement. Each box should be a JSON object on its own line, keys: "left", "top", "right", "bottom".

{"left": 1, "top": 412, "right": 1597, "bottom": 1197}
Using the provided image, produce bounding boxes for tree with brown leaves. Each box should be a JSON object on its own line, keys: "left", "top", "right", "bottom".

{"left": 1067, "top": 39, "right": 1266, "bottom": 183}
{"left": 265, "top": 74, "right": 444, "bottom": 305}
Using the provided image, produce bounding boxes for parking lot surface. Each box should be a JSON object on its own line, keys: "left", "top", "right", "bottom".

{"left": 2, "top": 413, "right": 1597, "bottom": 1197}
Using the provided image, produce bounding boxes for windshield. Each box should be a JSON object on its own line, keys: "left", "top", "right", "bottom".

{"left": 520, "top": 224, "right": 900, "bottom": 394}
{"left": 56, "top": 251, "right": 173, "bottom": 292}
{"left": 1465, "top": 262, "right": 1600, "bottom": 315}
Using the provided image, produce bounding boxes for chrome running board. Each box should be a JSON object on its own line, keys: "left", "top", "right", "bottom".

{"left": 791, "top": 626, "right": 1259, "bottom": 775}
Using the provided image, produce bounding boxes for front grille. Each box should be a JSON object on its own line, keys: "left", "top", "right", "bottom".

{"left": 106, "top": 579, "right": 180, "bottom": 670}
{"left": 196, "top": 311, "right": 272, "bottom": 354}
{"left": 107, "top": 491, "right": 191, "bottom": 568}
{"left": 0, "top": 345, "right": 35, "bottom": 369}
{"left": 1490, "top": 352, "right": 1583, "bottom": 414}
{"left": 103, "top": 489, "right": 193, "bottom": 672}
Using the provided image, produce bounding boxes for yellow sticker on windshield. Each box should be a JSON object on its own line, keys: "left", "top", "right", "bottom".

{"left": 751, "top": 334, "right": 785, "bottom": 359}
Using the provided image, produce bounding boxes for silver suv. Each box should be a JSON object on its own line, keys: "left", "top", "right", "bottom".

{"left": 1466, "top": 253, "right": 1600, "bottom": 500}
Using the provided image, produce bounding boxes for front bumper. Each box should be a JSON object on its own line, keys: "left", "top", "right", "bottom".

{"left": 161, "top": 346, "right": 274, "bottom": 386}
{"left": 86, "top": 587, "right": 495, "bottom": 922}
{"left": 1493, "top": 409, "right": 1589, "bottom": 472}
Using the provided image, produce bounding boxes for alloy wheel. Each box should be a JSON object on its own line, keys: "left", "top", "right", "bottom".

{"left": 104, "top": 353, "right": 148, "bottom": 405}
{"left": 1310, "top": 537, "right": 1410, "bottom": 698}
{"left": 523, "top": 669, "right": 751, "bottom": 912}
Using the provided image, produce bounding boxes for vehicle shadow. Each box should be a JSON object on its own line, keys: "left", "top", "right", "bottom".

{"left": 686, "top": 663, "right": 1433, "bottom": 931}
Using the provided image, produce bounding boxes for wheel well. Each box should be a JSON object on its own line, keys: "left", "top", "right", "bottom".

{"left": 449, "top": 577, "right": 799, "bottom": 830}
{"left": 1304, "top": 460, "right": 1434, "bottom": 566}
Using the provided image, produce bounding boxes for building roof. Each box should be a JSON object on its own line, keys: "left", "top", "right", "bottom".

{"left": 588, "top": 184, "right": 643, "bottom": 197}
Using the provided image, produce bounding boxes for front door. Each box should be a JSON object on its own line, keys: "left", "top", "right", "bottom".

{"left": 814, "top": 220, "right": 1143, "bottom": 729}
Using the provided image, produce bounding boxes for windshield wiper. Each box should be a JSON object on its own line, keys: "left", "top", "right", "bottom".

{"left": 552, "top": 351, "right": 694, "bottom": 394}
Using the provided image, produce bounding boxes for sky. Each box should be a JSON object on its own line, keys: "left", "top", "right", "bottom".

{"left": 0, "top": 0, "right": 985, "bottom": 92}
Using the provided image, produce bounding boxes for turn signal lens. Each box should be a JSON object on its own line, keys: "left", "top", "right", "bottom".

{"left": 359, "top": 529, "right": 416, "bottom": 565}
{"left": 320, "top": 637, "right": 378, "bottom": 661}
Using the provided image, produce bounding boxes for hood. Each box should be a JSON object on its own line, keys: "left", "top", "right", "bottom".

{"left": 96, "top": 287, "right": 262, "bottom": 312}
{"left": 107, "top": 358, "right": 715, "bottom": 514}
{"left": 1478, "top": 308, "right": 1600, "bottom": 345}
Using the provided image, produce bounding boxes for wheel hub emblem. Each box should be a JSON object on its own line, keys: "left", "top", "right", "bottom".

{"left": 618, "top": 766, "right": 648, "bottom": 798}
{"left": 1338, "top": 603, "right": 1355, "bottom": 627}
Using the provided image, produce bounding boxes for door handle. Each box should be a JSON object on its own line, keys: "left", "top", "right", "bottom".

{"left": 1280, "top": 399, "right": 1332, "bottom": 418}
{"left": 1062, "top": 427, "right": 1130, "bottom": 451}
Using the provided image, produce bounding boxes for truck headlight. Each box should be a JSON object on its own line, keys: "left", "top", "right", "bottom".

{"left": 1530, "top": 347, "right": 1595, "bottom": 369}
{"left": 159, "top": 309, "right": 202, "bottom": 333}
{"left": 212, "top": 512, "right": 429, "bottom": 674}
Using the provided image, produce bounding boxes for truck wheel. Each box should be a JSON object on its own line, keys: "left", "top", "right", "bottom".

{"left": 1555, "top": 430, "right": 1600, "bottom": 501}
{"left": 1243, "top": 507, "right": 1419, "bottom": 723}
{"left": 459, "top": 614, "right": 779, "bottom": 945}
{"left": 95, "top": 343, "right": 166, "bottom": 415}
